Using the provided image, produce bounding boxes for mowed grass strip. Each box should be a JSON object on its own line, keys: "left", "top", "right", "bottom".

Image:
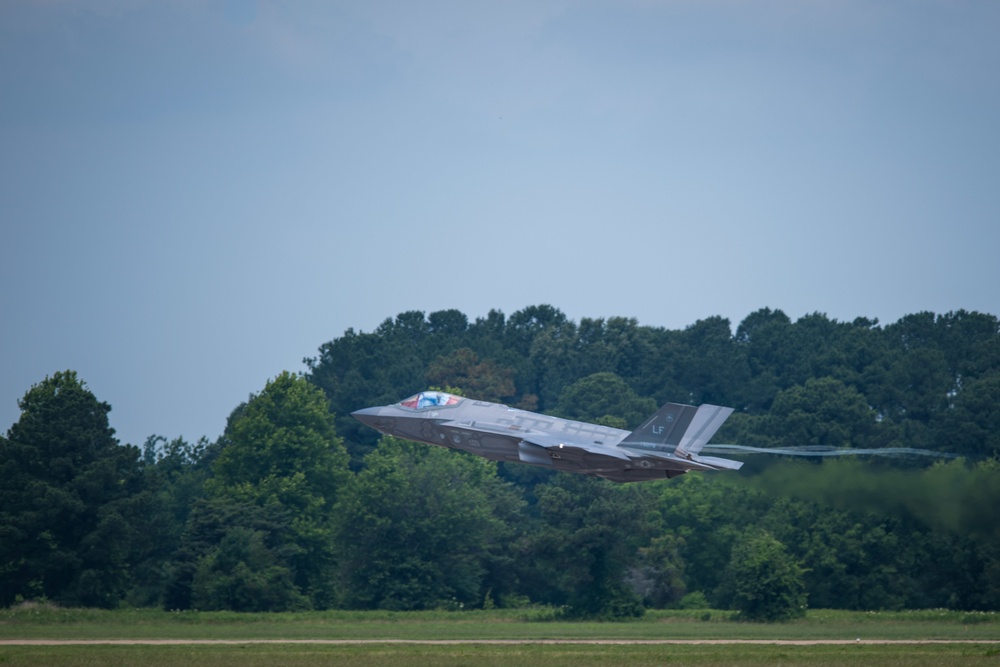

{"left": 3, "top": 643, "right": 1000, "bottom": 667}
{"left": 2, "top": 608, "right": 999, "bottom": 642}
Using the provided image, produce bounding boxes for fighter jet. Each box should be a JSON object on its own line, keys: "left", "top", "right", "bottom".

{"left": 352, "top": 391, "right": 743, "bottom": 482}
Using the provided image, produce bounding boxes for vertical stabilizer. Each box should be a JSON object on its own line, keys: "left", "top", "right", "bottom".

{"left": 620, "top": 402, "right": 733, "bottom": 458}
{"left": 674, "top": 404, "right": 734, "bottom": 458}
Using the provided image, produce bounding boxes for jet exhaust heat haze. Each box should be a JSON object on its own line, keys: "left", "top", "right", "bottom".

{"left": 352, "top": 391, "right": 742, "bottom": 483}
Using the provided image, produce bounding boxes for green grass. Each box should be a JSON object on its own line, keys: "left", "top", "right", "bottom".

{"left": 1, "top": 606, "right": 999, "bottom": 641}
{"left": 2, "top": 643, "right": 1000, "bottom": 667}
{"left": 2, "top": 607, "right": 999, "bottom": 667}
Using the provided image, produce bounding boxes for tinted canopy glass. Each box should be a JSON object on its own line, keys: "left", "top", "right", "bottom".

{"left": 398, "top": 391, "right": 463, "bottom": 410}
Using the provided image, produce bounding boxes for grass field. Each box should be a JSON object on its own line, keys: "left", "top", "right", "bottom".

{"left": 2, "top": 606, "right": 998, "bottom": 666}
{"left": 2, "top": 606, "right": 999, "bottom": 641}
{"left": 2, "top": 643, "right": 1000, "bottom": 667}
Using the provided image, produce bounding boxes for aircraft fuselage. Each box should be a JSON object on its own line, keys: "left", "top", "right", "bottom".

{"left": 353, "top": 391, "right": 742, "bottom": 482}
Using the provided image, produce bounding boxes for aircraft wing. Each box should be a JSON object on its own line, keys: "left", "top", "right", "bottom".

{"left": 519, "top": 431, "right": 632, "bottom": 461}
{"left": 440, "top": 421, "right": 630, "bottom": 459}
{"left": 440, "top": 420, "right": 631, "bottom": 468}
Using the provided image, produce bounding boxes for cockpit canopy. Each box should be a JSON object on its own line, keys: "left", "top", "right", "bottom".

{"left": 398, "top": 391, "right": 463, "bottom": 410}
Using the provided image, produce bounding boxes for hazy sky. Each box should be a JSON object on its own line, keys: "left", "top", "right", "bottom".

{"left": 3, "top": 0, "right": 998, "bottom": 447}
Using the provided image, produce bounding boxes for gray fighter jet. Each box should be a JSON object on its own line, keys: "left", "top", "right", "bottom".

{"left": 352, "top": 391, "right": 743, "bottom": 482}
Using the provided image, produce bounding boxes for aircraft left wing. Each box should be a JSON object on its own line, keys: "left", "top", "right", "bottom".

{"left": 518, "top": 431, "right": 632, "bottom": 461}
{"left": 440, "top": 420, "right": 631, "bottom": 468}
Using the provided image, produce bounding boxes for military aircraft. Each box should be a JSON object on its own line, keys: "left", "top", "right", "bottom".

{"left": 352, "top": 391, "right": 743, "bottom": 482}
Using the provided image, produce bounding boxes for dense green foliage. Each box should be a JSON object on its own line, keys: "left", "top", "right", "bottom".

{"left": 719, "top": 529, "right": 807, "bottom": 622}
{"left": 333, "top": 437, "right": 520, "bottom": 611}
{"left": 165, "top": 372, "right": 349, "bottom": 611}
{"left": 0, "top": 372, "right": 145, "bottom": 608}
{"left": 3, "top": 306, "right": 999, "bottom": 619}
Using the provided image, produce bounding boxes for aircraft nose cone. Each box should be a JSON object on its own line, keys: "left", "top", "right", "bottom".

{"left": 351, "top": 406, "right": 384, "bottom": 428}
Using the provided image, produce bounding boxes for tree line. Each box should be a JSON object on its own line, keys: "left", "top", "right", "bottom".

{"left": 1, "top": 306, "right": 998, "bottom": 620}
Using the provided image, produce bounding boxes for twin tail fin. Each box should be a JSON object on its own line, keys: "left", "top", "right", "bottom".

{"left": 620, "top": 402, "right": 734, "bottom": 459}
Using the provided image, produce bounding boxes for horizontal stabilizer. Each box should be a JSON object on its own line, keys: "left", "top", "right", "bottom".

{"left": 636, "top": 447, "right": 741, "bottom": 471}
{"left": 691, "top": 454, "right": 744, "bottom": 470}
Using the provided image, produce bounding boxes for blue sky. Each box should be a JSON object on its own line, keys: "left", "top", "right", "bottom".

{"left": 2, "top": 0, "right": 998, "bottom": 447}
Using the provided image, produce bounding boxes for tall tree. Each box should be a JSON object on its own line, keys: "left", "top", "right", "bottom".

{"left": 763, "top": 377, "right": 876, "bottom": 449}
{"left": 334, "top": 437, "right": 522, "bottom": 610}
{"left": 0, "top": 371, "right": 144, "bottom": 608}
{"left": 521, "top": 476, "right": 653, "bottom": 618}
{"left": 425, "top": 348, "right": 516, "bottom": 403}
{"left": 129, "top": 435, "right": 214, "bottom": 607}
{"left": 718, "top": 529, "right": 807, "bottom": 622}
{"left": 674, "top": 316, "right": 749, "bottom": 406}
{"left": 206, "top": 371, "right": 350, "bottom": 608}
{"left": 554, "top": 371, "right": 656, "bottom": 429}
